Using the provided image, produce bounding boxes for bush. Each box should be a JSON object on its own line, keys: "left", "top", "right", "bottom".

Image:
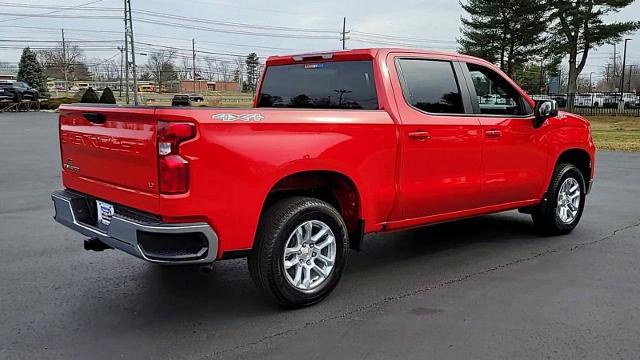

{"left": 40, "top": 97, "right": 76, "bottom": 110}
{"left": 99, "top": 87, "right": 116, "bottom": 104}
{"left": 80, "top": 87, "right": 100, "bottom": 103}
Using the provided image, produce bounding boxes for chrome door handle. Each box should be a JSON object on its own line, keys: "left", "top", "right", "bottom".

{"left": 485, "top": 129, "right": 503, "bottom": 138}
{"left": 408, "top": 131, "right": 431, "bottom": 141}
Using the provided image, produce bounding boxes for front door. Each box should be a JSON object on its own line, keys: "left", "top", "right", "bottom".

{"left": 463, "top": 62, "right": 548, "bottom": 206}
{"left": 389, "top": 56, "right": 484, "bottom": 222}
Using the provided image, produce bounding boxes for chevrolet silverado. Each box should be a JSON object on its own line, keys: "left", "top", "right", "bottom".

{"left": 52, "top": 48, "right": 596, "bottom": 307}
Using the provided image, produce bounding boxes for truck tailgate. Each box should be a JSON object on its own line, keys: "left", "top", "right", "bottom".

{"left": 59, "top": 106, "right": 158, "bottom": 198}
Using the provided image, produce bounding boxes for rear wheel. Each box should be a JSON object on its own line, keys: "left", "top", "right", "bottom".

{"left": 532, "top": 163, "right": 586, "bottom": 235}
{"left": 248, "top": 197, "right": 349, "bottom": 308}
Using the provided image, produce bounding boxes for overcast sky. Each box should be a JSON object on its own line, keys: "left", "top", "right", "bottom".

{"left": 1, "top": 0, "right": 639, "bottom": 81}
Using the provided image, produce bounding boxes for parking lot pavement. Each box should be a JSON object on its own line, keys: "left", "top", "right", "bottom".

{"left": 1, "top": 112, "right": 639, "bottom": 360}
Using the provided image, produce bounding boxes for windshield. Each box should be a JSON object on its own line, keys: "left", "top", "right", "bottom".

{"left": 257, "top": 60, "right": 378, "bottom": 110}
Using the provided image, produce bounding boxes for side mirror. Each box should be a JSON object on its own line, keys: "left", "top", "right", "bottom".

{"left": 533, "top": 100, "right": 558, "bottom": 128}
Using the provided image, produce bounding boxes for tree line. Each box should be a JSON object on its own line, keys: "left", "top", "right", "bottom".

{"left": 458, "top": 0, "right": 640, "bottom": 94}
{"left": 12, "top": 44, "right": 262, "bottom": 94}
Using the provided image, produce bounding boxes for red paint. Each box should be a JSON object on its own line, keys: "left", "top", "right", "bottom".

{"left": 58, "top": 48, "right": 596, "bottom": 259}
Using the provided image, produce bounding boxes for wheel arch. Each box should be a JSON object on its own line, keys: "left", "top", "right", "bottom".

{"left": 554, "top": 148, "right": 593, "bottom": 186}
{"left": 260, "top": 170, "right": 364, "bottom": 250}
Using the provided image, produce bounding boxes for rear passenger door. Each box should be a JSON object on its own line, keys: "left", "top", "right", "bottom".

{"left": 388, "top": 55, "right": 484, "bottom": 222}
{"left": 461, "top": 62, "right": 548, "bottom": 207}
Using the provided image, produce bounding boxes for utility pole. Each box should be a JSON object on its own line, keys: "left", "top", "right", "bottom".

{"left": 628, "top": 65, "right": 636, "bottom": 92}
{"left": 192, "top": 38, "right": 197, "bottom": 93}
{"left": 589, "top": 72, "right": 594, "bottom": 93}
{"left": 620, "top": 38, "right": 631, "bottom": 101}
{"left": 118, "top": 46, "right": 123, "bottom": 97}
{"left": 340, "top": 17, "right": 349, "bottom": 50}
{"left": 606, "top": 63, "right": 611, "bottom": 83}
{"left": 61, "top": 29, "right": 68, "bottom": 93}
{"left": 126, "top": 0, "right": 138, "bottom": 105}
{"left": 123, "top": 1, "right": 129, "bottom": 104}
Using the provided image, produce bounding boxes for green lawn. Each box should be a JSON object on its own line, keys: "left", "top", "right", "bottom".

{"left": 587, "top": 116, "right": 640, "bottom": 152}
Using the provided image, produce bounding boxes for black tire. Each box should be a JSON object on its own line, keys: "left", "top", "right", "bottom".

{"left": 248, "top": 197, "right": 349, "bottom": 308}
{"left": 532, "top": 163, "right": 586, "bottom": 235}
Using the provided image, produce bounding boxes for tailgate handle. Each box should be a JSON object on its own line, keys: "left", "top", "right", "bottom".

{"left": 83, "top": 112, "right": 106, "bottom": 124}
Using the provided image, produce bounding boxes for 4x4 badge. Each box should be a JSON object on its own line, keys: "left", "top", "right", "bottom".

{"left": 212, "top": 113, "right": 265, "bottom": 122}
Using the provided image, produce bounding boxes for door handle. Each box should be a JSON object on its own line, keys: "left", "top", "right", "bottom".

{"left": 408, "top": 131, "right": 431, "bottom": 141}
{"left": 485, "top": 129, "right": 502, "bottom": 138}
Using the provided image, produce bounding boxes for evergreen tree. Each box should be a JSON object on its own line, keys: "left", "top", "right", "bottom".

{"left": 546, "top": 0, "right": 640, "bottom": 96}
{"left": 99, "top": 87, "right": 116, "bottom": 104}
{"left": 458, "top": 0, "right": 547, "bottom": 77}
{"left": 17, "top": 47, "right": 46, "bottom": 92}
{"left": 245, "top": 53, "right": 259, "bottom": 92}
{"left": 81, "top": 87, "right": 100, "bottom": 103}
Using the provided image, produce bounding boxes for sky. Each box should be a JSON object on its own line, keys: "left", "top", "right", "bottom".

{"left": 1, "top": 0, "right": 639, "bottom": 81}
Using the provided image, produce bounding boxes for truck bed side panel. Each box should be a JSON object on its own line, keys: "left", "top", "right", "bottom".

{"left": 155, "top": 108, "right": 397, "bottom": 255}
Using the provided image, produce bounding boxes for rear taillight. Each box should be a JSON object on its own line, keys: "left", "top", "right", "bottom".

{"left": 157, "top": 121, "right": 196, "bottom": 194}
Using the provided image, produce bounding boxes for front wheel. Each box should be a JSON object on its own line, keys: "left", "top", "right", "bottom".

{"left": 532, "top": 164, "right": 586, "bottom": 235}
{"left": 248, "top": 197, "right": 349, "bottom": 308}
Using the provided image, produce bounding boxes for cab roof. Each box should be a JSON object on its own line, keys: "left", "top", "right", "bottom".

{"left": 265, "top": 48, "right": 489, "bottom": 66}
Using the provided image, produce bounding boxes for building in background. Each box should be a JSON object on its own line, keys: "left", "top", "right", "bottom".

{"left": 180, "top": 80, "right": 239, "bottom": 93}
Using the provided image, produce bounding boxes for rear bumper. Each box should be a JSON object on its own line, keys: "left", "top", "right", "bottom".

{"left": 52, "top": 189, "right": 218, "bottom": 265}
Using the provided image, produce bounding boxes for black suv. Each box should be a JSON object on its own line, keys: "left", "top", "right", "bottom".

{"left": 0, "top": 81, "right": 40, "bottom": 102}
{"left": 171, "top": 94, "right": 192, "bottom": 106}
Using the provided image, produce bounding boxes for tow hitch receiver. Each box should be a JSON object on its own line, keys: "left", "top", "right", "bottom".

{"left": 84, "top": 238, "right": 112, "bottom": 252}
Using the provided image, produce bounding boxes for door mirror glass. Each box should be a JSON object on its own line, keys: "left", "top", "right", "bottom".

{"left": 534, "top": 100, "right": 558, "bottom": 128}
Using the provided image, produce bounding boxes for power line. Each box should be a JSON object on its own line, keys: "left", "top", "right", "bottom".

{"left": 0, "top": 0, "right": 103, "bottom": 23}
{"left": 134, "top": 17, "right": 338, "bottom": 39}
{"left": 351, "top": 30, "right": 457, "bottom": 44}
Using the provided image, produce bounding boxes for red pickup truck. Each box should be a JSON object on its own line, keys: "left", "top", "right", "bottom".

{"left": 53, "top": 48, "right": 595, "bottom": 307}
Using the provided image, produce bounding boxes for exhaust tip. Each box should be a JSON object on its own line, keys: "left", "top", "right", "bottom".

{"left": 199, "top": 263, "right": 214, "bottom": 273}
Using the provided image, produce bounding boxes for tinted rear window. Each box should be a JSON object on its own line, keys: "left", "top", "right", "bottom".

{"left": 397, "top": 59, "right": 464, "bottom": 114}
{"left": 257, "top": 60, "right": 378, "bottom": 110}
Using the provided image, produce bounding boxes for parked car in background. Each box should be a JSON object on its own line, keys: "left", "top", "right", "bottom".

{"left": 189, "top": 94, "right": 205, "bottom": 103}
{"left": 0, "top": 81, "right": 40, "bottom": 102}
{"left": 171, "top": 94, "right": 191, "bottom": 106}
{"left": 574, "top": 93, "right": 607, "bottom": 108}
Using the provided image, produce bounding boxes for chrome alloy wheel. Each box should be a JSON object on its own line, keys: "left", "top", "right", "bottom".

{"left": 283, "top": 220, "right": 336, "bottom": 292}
{"left": 556, "top": 177, "right": 581, "bottom": 224}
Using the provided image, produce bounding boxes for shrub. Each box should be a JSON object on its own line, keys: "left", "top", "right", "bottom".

{"left": 40, "top": 97, "right": 76, "bottom": 110}
{"left": 99, "top": 87, "right": 116, "bottom": 104}
{"left": 80, "top": 87, "right": 100, "bottom": 103}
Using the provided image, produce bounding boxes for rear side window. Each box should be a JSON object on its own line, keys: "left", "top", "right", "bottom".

{"left": 257, "top": 60, "right": 378, "bottom": 110}
{"left": 397, "top": 59, "right": 464, "bottom": 114}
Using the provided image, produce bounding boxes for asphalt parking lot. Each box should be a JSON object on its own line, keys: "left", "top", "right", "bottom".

{"left": 1, "top": 112, "right": 639, "bottom": 360}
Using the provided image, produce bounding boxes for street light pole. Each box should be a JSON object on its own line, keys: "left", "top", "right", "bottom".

{"left": 619, "top": 38, "right": 631, "bottom": 100}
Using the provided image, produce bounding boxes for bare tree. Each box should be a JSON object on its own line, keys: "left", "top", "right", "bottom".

{"left": 234, "top": 56, "right": 245, "bottom": 85}
{"left": 37, "top": 43, "right": 88, "bottom": 82}
{"left": 144, "top": 50, "right": 178, "bottom": 92}
{"left": 217, "top": 61, "right": 232, "bottom": 82}
{"left": 179, "top": 57, "right": 191, "bottom": 80}
{"left": 203, "top": 57, "right": 217, "bottom": 81}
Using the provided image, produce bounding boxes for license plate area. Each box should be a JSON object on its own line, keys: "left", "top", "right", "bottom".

{"left": 96, "top": 200, "right": 115, "bottom": 230}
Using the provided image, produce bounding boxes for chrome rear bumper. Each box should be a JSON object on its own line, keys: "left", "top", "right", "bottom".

{"left": 52, "top": 189, "right": 218, "bottom": 265}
